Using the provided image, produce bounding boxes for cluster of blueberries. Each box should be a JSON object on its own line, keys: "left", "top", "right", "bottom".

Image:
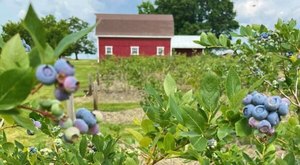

{"left": 35, "top": 59, "right": 79, "bottom": 101}
{"left": 59, "top": 108, "right": 101, "bottom": 143}
{"left": 242, "top": 91, "right": 289, "bottom": 135}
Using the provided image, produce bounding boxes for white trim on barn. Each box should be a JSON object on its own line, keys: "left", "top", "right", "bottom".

{"left": 130, "top": 46, "right": 139, "bottom": 55}
{"left": 97, "top": 37, "right": 100, "bottom": 63}
{"left": 156, "top": 46, "right": 165, "bottom": 56}
{"left": 96, "top": 35, "right": 173, "bottom": 39}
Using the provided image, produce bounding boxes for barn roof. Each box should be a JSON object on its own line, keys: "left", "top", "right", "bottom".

{"left": 172, "top": 35, "right": 205, "bottom": 49}
{"left": 95, "top": 14, "right": 174, "bottom": 37}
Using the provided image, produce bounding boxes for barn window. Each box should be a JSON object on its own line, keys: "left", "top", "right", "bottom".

{"left": 105, "top": 46, "right": 113, "bottom": 55}
{"left": 131, "top": 46, "right": 139, "bottom": 55}
{"left": 156, "top": 47, "right": 165, "bottom": 56}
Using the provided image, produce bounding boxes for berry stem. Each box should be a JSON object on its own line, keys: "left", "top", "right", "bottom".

{"left": 30, "top": 83, "right": 43, "bottom": 95}
{"left": 0, "top": 125, "right": 18, "bottom": 131}
{"left": 17, "top": 105, "right": 56, "bottom": 121}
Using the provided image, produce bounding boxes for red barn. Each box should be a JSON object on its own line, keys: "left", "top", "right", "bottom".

{"left": 95, "top": 14, "right": 174, "bottom": 60}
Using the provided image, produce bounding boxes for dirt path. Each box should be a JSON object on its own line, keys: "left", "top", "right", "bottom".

{"left": 101, "top": 108, "right": 145, "bottom": 124}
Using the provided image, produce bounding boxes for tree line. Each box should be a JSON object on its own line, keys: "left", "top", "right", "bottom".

{"left": 1, "top": 15, "right": 96, "bottom": 60}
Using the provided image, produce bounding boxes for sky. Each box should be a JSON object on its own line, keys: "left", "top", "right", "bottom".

{"left": 0, "top": 0, "right": 300, "bottom": 31}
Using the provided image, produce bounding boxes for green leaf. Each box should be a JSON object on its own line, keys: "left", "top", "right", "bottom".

{"left": 283, "top": 152, "right": 295, "bottom": 165}
{"left": 217, "top": 126, "right": 231, "bottom": 140}
{"left": 199, "top": 32, "right": 210, "bottom": 46}
{"left": 23, "top": 4, "right": 46, "bottom": 49}
{"left": 226, "top": 68, "right": 241, "bottom": 101}
{"left": 181, "top": 89, "right": 193, "bottom": 104}
{"left": 0, "top": 36, "right": 4, "bottom": 48}
{"left": 235, "top": 118, "right": 252, "bottom": 137}
{"left": 189, "top": 136, "right": 207, "bottom": 151}
{"left": 182, "top": 107, "right": 205, "bottom": 133}
{"left": 92, "top": 135, "right": 104, "bottom": 152}
{"left": 79, "top": 136, "right": 87, "bottom": 158}
{"left": 199, "top": 72, "right": 220, "bottom": 112}
{"left": 126, "top": 128, "right": 143, "bottom": 141}
{"left": 240, "top": 26, "right": 252, "bottom": 36}
{"left": 169, "top": 97, "right": 183, "bottom": 123}
{"left": 139, "top": 136, "right": 152, "bottom": 147}
{"left": 163, "top": 73, "right": 177, "bottom": 96}
{"left": 12, "top": 114, "right": 36, "bottom": 131}
{"left": 0, "top": 34, "right": 29, "bottom": 71}
{"left": 2, "top": 142, "right": 15, "bottom": 155}
{"left": 164, "top": 133, "right": 175, "bottom": 151}
{"left": 207, "top": 33, "right": 218, "bottom": 46}
{"left": 141, "top": 119, "right": 156, "bottom": 133}
{"left": 0, "top": 69, "right": 34, "bottom": 110}
{"left": 28, "top": 47, "right": 41, "bottom": 68}
{"left": 219, "top": 34, "right": 229, "bottom": 47}
{"left": 14, "top": 140, "right": 24, "bottom": 150}
{"left": 54, "top": 24, "right": 96, "bottom": 57}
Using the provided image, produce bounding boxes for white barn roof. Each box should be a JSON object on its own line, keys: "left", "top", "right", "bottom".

{"left": 172, "top": 35, "right": 205, "bottom": 49}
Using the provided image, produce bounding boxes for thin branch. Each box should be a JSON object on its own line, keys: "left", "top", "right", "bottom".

{"left": 31, "top": 83, "right": 43, "bottom": 95}
{"left": 17, "top": 105, "right": 57, "bottom": 121}
{"left": 0, "top": 125, "right": 18, "bottom": 131}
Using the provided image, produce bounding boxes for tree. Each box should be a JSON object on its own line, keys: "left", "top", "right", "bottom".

{"left": 1, "top": 15, "right": 95, "bottom": 59}
{"left": 65, "top": 17, "right": 96, "bottom": 60}
{"left": 137, "top": 0, "right": 239, "bottom": 35}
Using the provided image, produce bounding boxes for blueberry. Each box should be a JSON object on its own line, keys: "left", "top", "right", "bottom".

{"left": 243, "top": 95, "right": 253, "bottom": 105}
{"left": 88, "top": 124, "right": 100, "bottom": 135}
{"left": 51, "top": 103, "right": 64, "bottom": 117}
{"left": 281, "top": 98, "right": 290, "bottom": 106}
{"left": 82, "top": 114, "right": 97, "bottom": 127}
{"left": 54, "top": 88, "right": 70, "bottom": 101}
{"left": 54, "top": 59, "right": 75, "bottom": 76}
{"left": 207, "top": 138, "right": 217, "bottom": 149}
{"left": 243, "top": 104, "right": 255, "bottom": 118}
{"left": 252, "top": 105, "right": 268, "bottom": 120}
{"left": 63, "top": 76, "right": 79, "bottom": 93}
{"left": 248, "top": 117, "right": 259, "bottom": 128}
{"left": 59, "top": 118, "right": 73, "bottom": 129}
{"left": 92, "top": 110, "right": 104, "bottom": 122}
{"left": 260, "top": 32, "right": 269, "bottom": 39}
{"left": 63, "top": 127, "right": 80, "bottom": 143}
{"left": 74, "top": 119, "right": 89, "bottom": 133}
{"left": 76, "top": 108, "right": 90, "bottom": 118}
{"left": 267, "top": 112, "right": 280, "bottom": 126}
{"left": 33, "top": 120, "right": 42, "bottom": 129}
{"left": 278, "top": 102, "right": 289, "bottom": 116}
{"left": 76, "top": 108, "right": 97, "bottom": 127}
{"left": 264, "top": 96, "right": 281, "bottom": 111}
{"left": 250, "top": 91, "right": 259, "bottom": 96}
{"left": 35, "top": 64, "right": 57, "bottom": 85}
{"left": 27, "top": 129, "right": 35, "bottom": 136}
{"left": 29, "top": 146, "right": 37, "bottom": 154}
{"left": 252, "top": 93, "right": 267, "bottom": 105}
{"left": 257, "top": 120, "right": 271, "bottom": 133}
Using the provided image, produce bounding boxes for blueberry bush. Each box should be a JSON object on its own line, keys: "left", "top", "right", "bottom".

{"left": 1, "top": 4, "right": 300, "bottom": 165}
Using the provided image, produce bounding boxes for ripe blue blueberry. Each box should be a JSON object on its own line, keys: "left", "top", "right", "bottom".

{"left": 250, "top": 91, "right": 258, "bottom": 96}
{"left": 29, "top": 146, "right": 37, "bottom": 154}
{"left": 260, "top": 32, "right": 269, "bottom": 39}
{"left": 74, "top": 119, "right": 89, "bottom": 133}
{"left": 54, "top": 59, "right": 75, "bottom": 76}
{"left": 278, "top": 102, "right": 289, "bottom": 116}
{"left": 252, "top": 93, "right": 267, "bottom": 105}
{"left": 252, "top": 105, "right": 268, "bottom": 120}
{"left": 243, "top": 95, "right": 253, "bottom": 105}
{"left": 264, "top": 96, "right": 281, "bottom": 111}
{"left": 63, "top": 76, "right": 79, "bottom": 93}
{"left": 54, "top": 88, "right": 70, "bottom": 101}
{"left": 88, "top": 124, "right": 100, "bottom": 135}
{"left": 267, "top": 112, "right": 280, "bottom": 126}
{"left": 243, "top": 104, "right": 255, "bottom": 118}
{"left": 257, "top": 120, "right": 271, "bottom": 133}
{"left": 76, "top": 108, "right": 90, "bottom": 118}
{"left": 35, "top": 64, "right": 57, "bottom": 85}
{"left": 75, "top": 108, "right": 97, "bottom": 127}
